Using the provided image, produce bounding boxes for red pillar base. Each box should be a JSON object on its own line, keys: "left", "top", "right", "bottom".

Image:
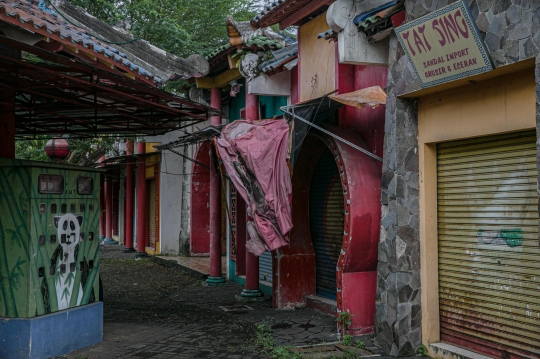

{"left": 135, "top": 251, "right": 148, "bottom": 259}
{"left": 235, "top": 289, "right": 264, "bottom": 302}
{"left": 204, "top": 276, "right": 227, "bottom": 286}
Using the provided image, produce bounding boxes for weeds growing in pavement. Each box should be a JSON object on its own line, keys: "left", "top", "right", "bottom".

{"left": 417, "top": 344, "right": 429, "bottom": 356}
{"left": 336, "top": 311, "right": 354, "bottom": 337}
{"left": 254, "top": 317, "right": 301, "bottom": 359}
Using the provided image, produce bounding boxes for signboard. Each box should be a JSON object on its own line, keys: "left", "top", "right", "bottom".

{"left": 395, "top": 0, "right": 492, "bottom": 88}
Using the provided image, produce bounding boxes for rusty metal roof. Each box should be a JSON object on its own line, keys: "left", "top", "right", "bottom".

{"left": 0, "top": 0, "right": 162, "bottom": 86}
{"left": 0, "top": 34, "right": 217, "bottom": 138}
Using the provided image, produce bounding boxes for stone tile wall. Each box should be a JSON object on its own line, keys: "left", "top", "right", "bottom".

{"left": 374, "top": 0, "right": 540, "bottom": 355}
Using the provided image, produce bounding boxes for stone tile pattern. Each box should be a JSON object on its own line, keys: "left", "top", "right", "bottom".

{"left": 375, "top": 0, "right": 540, "bottom": 356}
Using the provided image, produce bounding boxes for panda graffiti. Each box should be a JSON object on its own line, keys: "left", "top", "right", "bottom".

{"left": 52, "top": 213, "right": 84, "bottom": 310}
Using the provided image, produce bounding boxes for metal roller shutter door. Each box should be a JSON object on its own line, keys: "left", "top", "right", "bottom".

{"left": 437, "top": 130, "right": 540, "bottom": 357}
{"left": 309, "top": 148, "right": 344, "bottom": 300}
{"left": 259, "top": 251, "right": 272, "bottom": 282}
{"left": 148, "top": 179, "right": 157, "bottom": 249}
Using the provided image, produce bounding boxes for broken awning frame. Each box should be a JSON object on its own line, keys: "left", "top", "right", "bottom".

{"left": 0, "top": 35, "right": 219, "bottom": 138}
{"left": 153, "top": 125, "right": 224, "bottom": 169}
{"left": 281, "top": 87, "right": 387, "bottom": 163}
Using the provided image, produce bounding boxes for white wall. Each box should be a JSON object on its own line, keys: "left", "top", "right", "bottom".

{"left": 145, "top": 131, "right": 186, "bottom": 254}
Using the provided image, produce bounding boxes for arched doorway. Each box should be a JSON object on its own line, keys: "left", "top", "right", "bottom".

{"left": 273, "top": 125, "right": 381, "bottom": 334}
{"left": 309, "top": 147, "right": 344, "bottom": 299}
{"left": 190, "top": 141, "right": 211, "bottom": 255}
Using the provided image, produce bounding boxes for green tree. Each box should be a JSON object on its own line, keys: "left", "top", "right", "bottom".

{"left": 16, "top": 136, "right": 120, "bottom": 165}
{"left": 71, "top": 0, "right": 260, "bottom": 57}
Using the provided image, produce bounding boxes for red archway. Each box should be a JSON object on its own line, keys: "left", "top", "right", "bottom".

{"left": 273, "top": 125, "right": 381, "bottom": 334}
{"left": 190, "top": 141, "right": 211, "bottom": 255}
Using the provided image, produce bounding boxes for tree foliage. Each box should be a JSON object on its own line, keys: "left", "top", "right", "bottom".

{"left": 71, "top": 0, "right": 260, "bottom": 58}
{"left": 16, "top": 136, "right": 121, "bottom": 165}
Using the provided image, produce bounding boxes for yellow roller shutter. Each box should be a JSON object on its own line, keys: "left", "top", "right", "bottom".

{"left": 148, "top": 179, "right": 157, "bottom": 249}
{"left": 437, "top": 130, "right": 540, "bottom": 357}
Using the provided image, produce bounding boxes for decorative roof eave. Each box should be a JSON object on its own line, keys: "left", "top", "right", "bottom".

{"left": 226, "top": 15, "right": 285, "bottom": 47}
{"left": 250, "top": 0, "right": 334, "bottom": 30}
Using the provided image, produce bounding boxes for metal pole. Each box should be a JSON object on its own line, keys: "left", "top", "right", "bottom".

{"left": 281, "top": 107, "right": 383, "bottom": 162}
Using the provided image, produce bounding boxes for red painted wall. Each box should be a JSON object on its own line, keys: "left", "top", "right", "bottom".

{"left": 235, "top": 194, "right": 246, "bottom": 276}
{"left": 334, "top": 47, "right": 387, "bottom": 166}
{"left": 352, "top": 65, "right": 387, "bottom": 160}
{"left": 273, "top": 136, "right": 321, "bottom": 309}
{"left": 190, "top": 141, "right": 211, "bottom": 255}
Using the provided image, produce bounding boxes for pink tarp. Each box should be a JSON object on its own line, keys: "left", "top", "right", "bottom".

{"left": 216, "top": 119, "right": 292, "bottom": 255}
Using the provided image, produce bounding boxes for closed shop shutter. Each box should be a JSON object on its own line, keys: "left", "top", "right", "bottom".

{"left": 437, "top": 130, "right": 540, "bottom": 357}
{"left": 148, "top": 179, "right": 157, "bottom": 249}
{"left": 309, "top": 148, "right": 344, "bottom": 300}
{"left": 259, "top": 251, "right": 272, "bottom": 282}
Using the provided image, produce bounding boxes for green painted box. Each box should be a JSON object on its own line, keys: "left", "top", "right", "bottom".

{"left": 0, "top": 159, "right": 102, "bottom": 318}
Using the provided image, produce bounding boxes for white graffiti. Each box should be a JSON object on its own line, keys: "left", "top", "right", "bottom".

{"left": 53, "top": 213, "right": 84, "bottom": 310}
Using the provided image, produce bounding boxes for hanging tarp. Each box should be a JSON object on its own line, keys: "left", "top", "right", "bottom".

{"left": 281, "top": 95, "right": 344, "bottom": 168}
{"left": 216, "top": 119, "right": 292, "bottom": 256}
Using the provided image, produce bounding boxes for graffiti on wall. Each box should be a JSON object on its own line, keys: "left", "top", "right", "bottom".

{"left": 0, "top": 163, "right": 99, "bottom": 318}
{"left": 476, "top": 228, "right": 523, "bottom": 252}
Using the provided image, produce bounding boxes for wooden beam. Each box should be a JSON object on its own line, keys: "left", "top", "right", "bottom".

{"left": 215, "top": 68, "right": 242, "bottom": 88}
{"left": 195, "top": 76, "right": 215, "bottom": 89}
{"left": 195, "top": 68, "right": 242, "bottom": 89}
{"left": 279, "top": 0, "right": 333, "bottom": 30}
{"left": 228, "top": 54, "right": 239, "bottom": 69}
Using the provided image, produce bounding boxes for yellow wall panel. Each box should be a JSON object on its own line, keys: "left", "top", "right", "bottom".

{"left": 299, "top": 12, "right": 336, "bottom": 102}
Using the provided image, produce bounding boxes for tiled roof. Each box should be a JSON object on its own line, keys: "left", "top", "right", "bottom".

{"left": 317, "top": 29, "right": 338, "bottom": 41}
{"left": 251, "top": 0, "right": 331, "bottom": 30}
{"left": 205, "top": 43, "right": 232, "bottom": 60}
{"left": 259, "top": 42, "right": 298, "bottom": 74}
{"left": 354, "top": 0, "right": 404, "bottom": 42}
{"left": 0, "top": 0, "right": 161, "bottom": 84}
{"left": 204, "top": 17, "right": 285, "bottom": 64}
{"left": 226, "top": 16, "right": 285, "bottom": 47}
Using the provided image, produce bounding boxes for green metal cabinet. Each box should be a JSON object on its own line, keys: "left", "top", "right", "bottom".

{"left": 0, "top": 159, "right": 101, "bottom": 318}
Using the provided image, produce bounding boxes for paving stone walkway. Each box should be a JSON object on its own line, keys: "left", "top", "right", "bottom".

{"left": 57, "top": 246, "right": 418, "bottom": 359}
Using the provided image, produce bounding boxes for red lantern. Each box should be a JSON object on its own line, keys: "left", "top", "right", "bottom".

{"left": 44, "top": 138, "right": 70, "bottom": 160}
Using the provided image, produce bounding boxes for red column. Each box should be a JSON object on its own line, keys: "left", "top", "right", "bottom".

{"left": 235, "top": 194, "right": 246, "bottom": 276}
{"left": 136, "top": 142, "right": 147, "bottom": 257}
{"left": 99, "top": 173, "right": 106, "bottom": 240}
{"left": 206, "top": 88, "right": 225, "bottom": 285}
{"left": 0, "top": 90, "right": 15, "bottom": 159}
{"left": 124, "top": 140, "right": 135, "bottom": 252}
{"left": 237, "top": 88, "right": 264, "bottom": 300}
{"left": 210, "top": 88, "right": 222, "bottom": 126}
{"left": 237, "top": 213, "right": 264, "bottom": 300}
{"left": 245, "top": 92, "right": 259, "bottom": 121}
{"left": 112, "top": 181, "right": 118, "bottom": 236}
{"left": 103, "top": 177, "right": 115, "bottom": 244}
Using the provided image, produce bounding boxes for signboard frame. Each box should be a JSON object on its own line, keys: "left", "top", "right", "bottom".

{"left": 395, "top": 0, "right": 493, "bottom": 89}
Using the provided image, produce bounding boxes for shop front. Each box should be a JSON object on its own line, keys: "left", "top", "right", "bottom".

{"left": 417, "top": 66, "right": 539, "bottom": 358}
{"left": 375, "top": 0, "right": 540, "bottom": 356}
